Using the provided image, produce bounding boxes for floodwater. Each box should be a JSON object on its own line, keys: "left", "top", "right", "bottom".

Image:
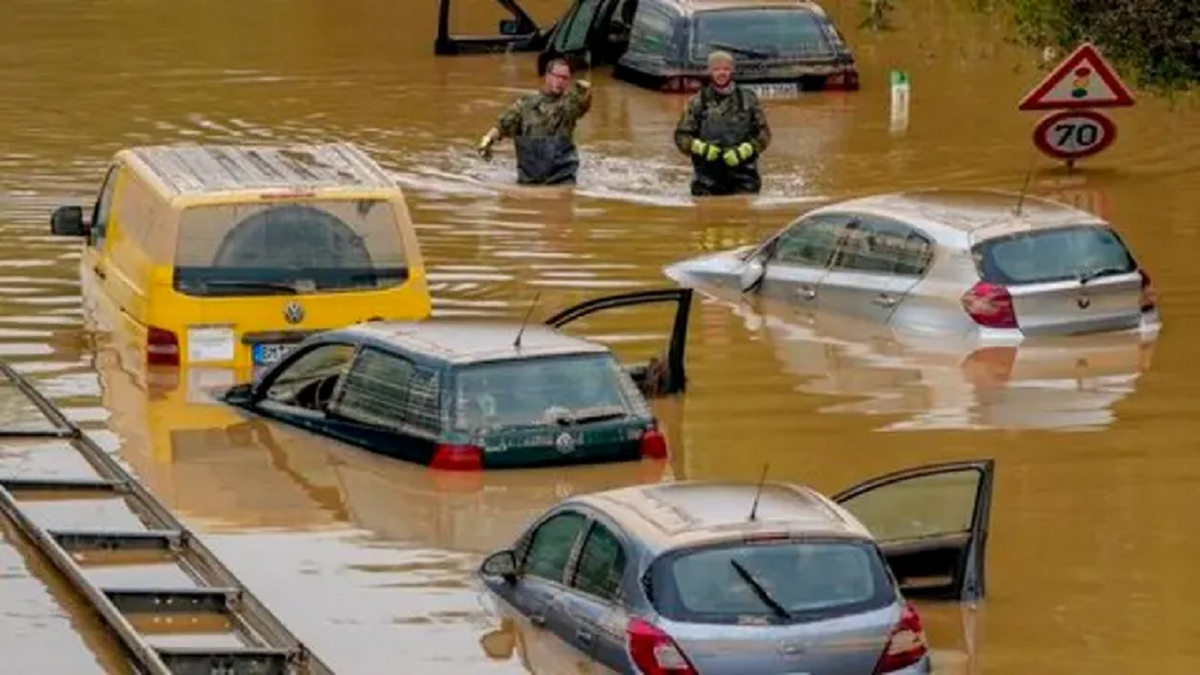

{"left": 1, "top": 0, "right": 1199, "bottom": 672}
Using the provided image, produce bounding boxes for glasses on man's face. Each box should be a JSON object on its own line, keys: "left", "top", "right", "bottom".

{"left": 547, "top": 71, "right": 572, "bottom": 81}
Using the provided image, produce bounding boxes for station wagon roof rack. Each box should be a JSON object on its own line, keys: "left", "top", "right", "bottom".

{"left": 125, "top": 142, "right": 396, "bottom": 198}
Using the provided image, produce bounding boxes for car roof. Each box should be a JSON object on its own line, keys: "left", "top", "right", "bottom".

{"left": 812, "top": 188, "right": 1107, "bottom": 244}
{"left": 569, "top": 480, "right": 872, "bottom": 554}
{"left": 118, "top": 142, "right": 396, "bottom": 201}
{"left": 664, "top": 0, "right": 826, "bottom": 14}
{"left": 330, "top": 320, "right": 611, "bottom": 365}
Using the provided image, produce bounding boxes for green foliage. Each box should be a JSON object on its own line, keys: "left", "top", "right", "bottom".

{"left": 1010, "top": 0, "right": 1200, "bottom": 91}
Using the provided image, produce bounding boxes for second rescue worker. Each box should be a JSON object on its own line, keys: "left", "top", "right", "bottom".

{"left": 674, "top": 51, "right": 772, "bottom": 196}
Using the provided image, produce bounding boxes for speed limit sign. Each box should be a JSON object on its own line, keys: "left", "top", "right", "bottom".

{"left": 1032, "top": 110, "right": 1117, "bottom": 161}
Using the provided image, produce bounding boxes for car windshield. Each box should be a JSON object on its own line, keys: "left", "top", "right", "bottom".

{"left": 453, "top": 353, "right": 645, "bottom": 432}
{"left": 973, "top": 224, "right": 1137, "bottom": 285}
{"left": 173, "top": 199, "right": 408, "bottom": 297}
{"left": 691, "top": 8, "right": 834, "bottom": 61}
{"left": 649, "top": 539, "right": 893, "bottom": 624}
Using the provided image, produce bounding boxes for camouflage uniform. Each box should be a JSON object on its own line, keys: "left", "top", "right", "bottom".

{"left": 674, "top": 84, "right": 772, "bottom": 196}
{"left": 493, "top": 82, "right": 593, "bottom": 185}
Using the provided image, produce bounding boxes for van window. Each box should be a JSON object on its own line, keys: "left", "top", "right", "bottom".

{"left": 90, "top": 167, "right": 119, "bottom": 251}
{"left": 623, "top": 0, "right": 676, "bottom": 64}
{"left": 973, "top": 225, "right": 1137, "bottom": 285}
{"left": 691, "top": 8, "right": 834, "bottom": 61}
{"left": 173, "top": 200, "right": 408, "bottom": 297}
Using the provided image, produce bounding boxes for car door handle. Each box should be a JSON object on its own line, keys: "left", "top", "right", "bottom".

{"left": 796, "top": 286, "right": 817, "bottom": 300}
{"left": 576, "top": 629, "right": 594, "bottom": 646}
{"left": 872, "top": 294, "right": 897, "bottom": 307}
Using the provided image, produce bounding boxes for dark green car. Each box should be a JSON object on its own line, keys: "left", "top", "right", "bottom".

{"left": 222, "top": 289, "right": 692, "bottom": 471}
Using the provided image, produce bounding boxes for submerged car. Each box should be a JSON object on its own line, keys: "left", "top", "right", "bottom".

{"left": 222, "top": 289, "right": 693, "bottom": 471}
{"left": 479, "top": 459, "right": 994, "bottom": 674}
{"left": 665, "top": 189, "right": 1160, "bottom": 340}
{"left": 435, "top": 0, "right": 859, "bottom": 95}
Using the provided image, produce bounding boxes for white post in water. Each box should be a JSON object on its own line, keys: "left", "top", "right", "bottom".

{"left": 890, "top": 69, "right": 910, "bottom": 134}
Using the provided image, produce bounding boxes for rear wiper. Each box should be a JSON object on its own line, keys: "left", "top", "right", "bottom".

{"left": 709, "top": 42, "right": 776, "bottom": 59}
{"left": 199, "top": 279, "right": 301, "bottom": 294}
{"left": 1077, "top": 266, "right": 1131, "bottom": 285}
{"left": 730, "top": 558, "right": 791, "bottom": 621}
{"left": 550, "top": 406, "right": 629, "bottom": 425}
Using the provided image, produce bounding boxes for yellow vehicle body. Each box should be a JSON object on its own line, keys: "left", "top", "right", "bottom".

{"left": 58, "top": 142, "right": 431, "bottom": 376}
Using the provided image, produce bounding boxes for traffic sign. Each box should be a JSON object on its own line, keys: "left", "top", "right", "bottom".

{"left": 1032, "top": 110, "right": 1116, "bottom": 161}
{"left": 1019, "top": 43, "right": 1135, "bottom": 111}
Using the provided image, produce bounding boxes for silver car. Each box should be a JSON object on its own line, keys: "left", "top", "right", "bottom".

{"left": 664, "top": 189, "right": 1160, "bottom": 339}
{"left": 479, "top": 459, "right": 994, "bottom": 675}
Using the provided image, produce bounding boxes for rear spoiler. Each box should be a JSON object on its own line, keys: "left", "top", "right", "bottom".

{"left": 434, "top": 0, "right": 553, "bottom": 55}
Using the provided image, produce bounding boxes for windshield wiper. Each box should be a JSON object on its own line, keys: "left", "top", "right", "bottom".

{"left": 1077, "top": 266, "right": 1131, "bottom": 285}
{"left": 198, "top": 279, "right": 301, "bottom": 294}
{"left": 550, "top": 406, "right": 629, "bottom": 426}
{"left": 730, "top": 558, "right": 791, "bottom": 621}
{"left": 709, "top": 42, "right": 777, "bottom": 59}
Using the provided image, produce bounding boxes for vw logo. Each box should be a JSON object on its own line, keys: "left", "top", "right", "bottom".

{"left": 554, "top": 432, "right": 576, "bottom": 455}
{"left": 283, "top": 301, "right": 305, "bottom": 324}
{"left": 1077, "top": 296, "right": 1091, "bottom": 309}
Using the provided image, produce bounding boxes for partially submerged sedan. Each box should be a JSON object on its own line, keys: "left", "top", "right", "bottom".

{"left": 222, "top": 289, "right": 692, "bottom": 471}
{"left": 480, "top": 459, "right": 994, "bottom": 674}
{"left": 665, "top": 189, "right": 1160, "bottom": 340}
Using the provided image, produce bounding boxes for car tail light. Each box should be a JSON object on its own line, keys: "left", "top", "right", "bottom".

{"left": 626, "top": 618, "right": 697, "bottom": 675}
{"left": 662, "top": 75, "right": 701, "bottom": 93}
{"left": 825, "top": 70, "right": 858, "bottom": 90}
{"left": 961, "top": 281, "right": 1018, "bottom": 329}
{"left": 1139, "top": 269, "right": 1157, "bottom": 312}
{"left": 430, "top": 443, "right": 483, "bottom": 471}
{"left": 873, "top": 603, "right": 929, "bottom": 673}
{"left": 146, "top": 326, "right": 180, "bottom": 366}
{"left": 638, "top": 427, "right": 668, "bottom": 459}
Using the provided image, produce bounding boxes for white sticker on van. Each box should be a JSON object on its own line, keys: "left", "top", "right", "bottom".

{"left": 187, "top": 326, "right": 235, "bottom": 362}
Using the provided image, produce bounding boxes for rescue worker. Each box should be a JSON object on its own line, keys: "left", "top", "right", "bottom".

{"left": 476, "top": 58, "right": 593, "bottom": 186}
{"left": 674, "top": 51, "right": 772, "bottom": 197}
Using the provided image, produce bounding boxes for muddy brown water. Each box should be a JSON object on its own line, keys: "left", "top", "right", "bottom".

{"left": 2, "top": 0, "right": 1200, "bottom": 673}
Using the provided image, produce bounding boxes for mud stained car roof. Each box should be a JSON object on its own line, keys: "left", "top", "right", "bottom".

{"left": 123, "top": 142, "right": 396, "bottom": 198}
{"left": 337, "top": 320, "right": 610, "bottom": 365}
{"left": 825, "top": 188, "right": 1104, "bottom": 236}
{"left": 572, "top": 481, "right": 871, "bottom": 552}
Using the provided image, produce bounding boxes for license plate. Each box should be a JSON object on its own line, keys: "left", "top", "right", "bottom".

{"left": 747, "top": 82, "right": 800, "bottom": 98}
{"left": 187, "top": 326, "right": 234, "bottom": 362}
{"left": 252, "top": 342, "right": 295, "bottom": 366}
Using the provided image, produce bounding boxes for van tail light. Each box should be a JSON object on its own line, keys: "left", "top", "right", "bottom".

{"left": 873, "top": 602, "right": 929, "bottom": 673}
{"left": 638, "top": 427, "right": 668, "bottom": 459}
{"left": 1139, "top": 269, "right": 1157, "bottom": 312}
{"left": 146, "top": 326, "right": 180, "bottom": 366}
{"left": 626, "top": 618, "right": 697, "bottom": 675}
{"left": 961, "top": 281, "right": 1018, "bottom": 329}
{"left": 430, "top": 443, "right": 483, "bottom": 471}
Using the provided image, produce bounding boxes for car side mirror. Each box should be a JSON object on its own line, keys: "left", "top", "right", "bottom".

{"left": 50, "top": 205, "right": 87, "bottom": 237}
{"left": 499, "top": 18, "right": 521, "bottom": 35}
{"left": 739, "top": 257, "right": 766, "bottom": 292}
{"left": 481, "top": 550, "right": 518, "bottom": 582}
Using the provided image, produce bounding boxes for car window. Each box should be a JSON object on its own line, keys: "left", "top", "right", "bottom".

{"left": 264, "top": 344, "right": 357, "bottom": 407}
{"left": 625, "top": 0, "right": 675, "bottom": 59}
{"left": 769, "top": 215, "right": 847, "bottom": 268}
{"left": 835, "top": 466, "right": 984, "bottom": 541}
{"left": 523, "top": 511, "right": 589, "bottom": 583}
{"left": 649, "top": 539, "right": 892, "bottom": 624}
{"left": 90, "top": 166, "right": 119, "bottom": 250}
{"left": 834, "top": 218, "right": 933, "bottom": 276}
{"left": 556, "top": 0, "right": 605, "bottom": 52}
{"left": 972, "top": 224, "right": 1136, "bottom": 285}
{"left": 571, "top": 522, "right": 626, "bottom": 601}
{"left": 172, "top": 200, "right": 407, "bottom": 297}
{"left": 331, "top": 347, "right": 443, "bottom": 436}
{"left": 691, "top": 8, "right": 834, "bottom": 61}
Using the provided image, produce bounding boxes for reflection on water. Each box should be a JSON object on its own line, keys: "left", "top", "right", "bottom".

{"left": 2, "top": 0, "right": 1200, "bottom": 672}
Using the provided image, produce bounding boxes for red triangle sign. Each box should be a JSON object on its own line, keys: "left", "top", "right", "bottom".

{"left": 1019, "top": 43, "right": 1136, "bottom": 111}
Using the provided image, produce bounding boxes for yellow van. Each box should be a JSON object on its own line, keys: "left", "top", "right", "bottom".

{"left": 49, "top": 142, "right": 431, "bottom": 372}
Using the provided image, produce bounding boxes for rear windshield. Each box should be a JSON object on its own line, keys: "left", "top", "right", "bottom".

{"left": 648, "top": 539, "right": 894, "bottom": 625}
{"left": 453, "top": 353, "right": 648, "bottom": 432}
{"left": 973, "top": 224, "right": 1137, "bottom": 285}
{"left": 173, "top": 199, "right": 407, "bottom": 297}
{"left": 691, "top": 8, "right": 834, "bottom": 61}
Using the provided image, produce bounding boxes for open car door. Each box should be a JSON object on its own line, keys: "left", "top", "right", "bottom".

{"left": 831, "top": 459, "right": 994, "bottom": 602}
{"left": 434, "top": 0, "right": 550, "bottom": 55}
{"left": 543, "top": 288, "right": 693, "bottom": 397}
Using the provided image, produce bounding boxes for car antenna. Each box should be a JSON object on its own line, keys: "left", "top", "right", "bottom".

{"left": 513, "top": 291, "right": 542, "bottom": 350}
{"left": 748, "top": 462, "right": 770, "bottom": 522}
{"left": 1013, "top": 153, "right": 1040, "bottom": 217}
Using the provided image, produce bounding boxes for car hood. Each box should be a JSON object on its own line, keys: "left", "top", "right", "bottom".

{"left": 663, "top": 246, "right": 754, "bottom": 287}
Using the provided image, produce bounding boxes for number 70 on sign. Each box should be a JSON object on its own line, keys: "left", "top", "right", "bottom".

{"left": 1033, "top": 109, "right": 1117, "bottom": 162}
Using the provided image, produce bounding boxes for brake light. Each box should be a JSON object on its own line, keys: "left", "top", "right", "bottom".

{"left": 146, "top": 326, "right": 180, "bottom": 366}
{"left": 662, "top": 75, "right": 701, "bottom": 93}
{"left": 430, "top": 443, "right": 483, "bottom": 471}
{"left": 825, "top": 70, "right": 858, "bottom": 90}
{"left": 1139, "top": 269, "right": 1157, "bottom": 312}
{"left": 961, "top": 281, "right": 1018, "bottom": 329}
{"left": 873, "top": 603, "right": 929, "bottom": 673}
{"left": 626, "top": 618, "right": 697, "bottom": 675}
{"left": 638, "top": 427, "right": 668, "bottom": 459}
